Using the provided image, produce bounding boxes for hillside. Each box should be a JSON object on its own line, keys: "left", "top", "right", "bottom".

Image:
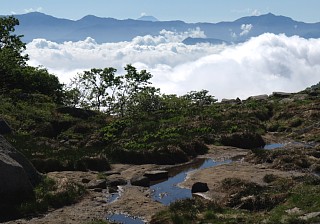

{"left": 8, "top": 12, "right": 320, "bottom": 43}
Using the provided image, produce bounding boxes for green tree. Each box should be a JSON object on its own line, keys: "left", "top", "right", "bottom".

{"left": 116, "top": 64, "right": 153, "bottom": 116}
{"left": 126, "top": 86, "right": 161, "bottom": 117}
{"left": 0, "top": 16, "right": 28, "bottom": 93}
{"left": 183, "top": 89, "right": 217, "bottom": 107}
{"left": 75, "top": 67, "right": 121, "bottom": 111}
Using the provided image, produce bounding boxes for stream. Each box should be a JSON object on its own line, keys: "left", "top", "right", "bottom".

{"left": 107, "top": 142, "right": 301, "bottom": 223}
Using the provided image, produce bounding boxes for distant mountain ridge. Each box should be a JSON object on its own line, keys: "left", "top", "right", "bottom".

{"left": 137, "top": 15, "right": 158, "bottom": 22}
{"left": 8, "top": 12, "right": 320, "bottom": 44}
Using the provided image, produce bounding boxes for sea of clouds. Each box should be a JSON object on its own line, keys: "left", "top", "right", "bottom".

{"left": 26, "top": 29, "right": 320, "bottom": 100}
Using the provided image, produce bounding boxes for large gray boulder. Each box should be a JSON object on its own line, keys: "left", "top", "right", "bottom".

{"left": 0, "top": 135, "right": 41, "bottom": 214}
{"left": 0, "top": 119, "right": 12, "bottom": 134}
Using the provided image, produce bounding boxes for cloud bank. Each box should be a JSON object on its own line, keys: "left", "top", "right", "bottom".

{"left": 26, "top": 30, "right": 320, "bottom": 100}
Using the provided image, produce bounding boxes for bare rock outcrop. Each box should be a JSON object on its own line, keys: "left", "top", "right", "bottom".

{"left": 0, "top": 135, "right": 41, "bottom": 219}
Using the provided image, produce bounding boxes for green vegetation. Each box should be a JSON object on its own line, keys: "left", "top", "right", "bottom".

{"left": 2, "top": 15, "right": 318, "bottom": 170}
{"left": 151, "top": 175, "right": 320, "bottom": 224}
{"left": 19, "top": 177, "right": 86, "bottom": 217}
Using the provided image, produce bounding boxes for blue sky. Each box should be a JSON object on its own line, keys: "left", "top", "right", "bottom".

{"left": 1, "top": 0, "right": 320, "bottom": 23}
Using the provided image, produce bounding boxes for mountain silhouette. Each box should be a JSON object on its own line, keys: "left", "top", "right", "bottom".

{"left": 10, "top": 12, "right": 320, "bottom": 44}
{"left": 137, "top": 15, "right": 159, "bottom": 22}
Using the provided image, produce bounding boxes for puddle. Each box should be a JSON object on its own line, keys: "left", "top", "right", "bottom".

{"left": 263, "top": 142, "right": 314, "bottom": 150}
{"left": 107, "top": 192, "right": 119, "bottom": 203}
{"left": 107, "top": 158, "right": 234, "bottom": 221}
{"left": 264, "top": 143, "right": 285, "bottom": 150}
{"left": 106, "top": 186, "right": 121, "bottom": 203}
{"left": 150, "top": 158, "right": 232, "bottom": 205}
{"left": 107, "top": 214, "right": 145, "bottom": 224}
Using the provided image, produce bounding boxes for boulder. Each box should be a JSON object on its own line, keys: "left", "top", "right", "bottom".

{"left": 272, "top": 92, "right": 292, "bottom": 98}
{"left": 0, "top": 119, "right": 12, "bottom": 134}
{"left": 144, "top": 170, "right": 168, "bottom": 181}
{"left": 191, "top": 182, "right": 209, "bottom": 193}
{"left": 221, "top": 98, "right": 241, "bottom": 105}
{"left": 87, "top": 179, "right": 107, "bottom": 189}
{"left": 0, "top": 135, "right": 41, "bottom": 218}
{"left": 249, "top": 95, "right": 269, "bottom": 101}
{"left": 0, "top": 135, "right": 41, "bottom": 186}
{"left": 107, "top": 177, "right": 127, "bottom": 187}
{"left": 130, "top": 176, "right": 150, "bottom": 187}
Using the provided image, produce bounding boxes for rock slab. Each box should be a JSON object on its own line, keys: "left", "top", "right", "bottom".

{"left": 0, "top": 135, "right": 41, "bottom": 219}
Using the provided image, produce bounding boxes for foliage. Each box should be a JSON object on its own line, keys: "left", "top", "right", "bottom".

{"left": 0, "top": 16, "right": 27, "bottom": 93}
{"left": 0, "top": 16, "right": 63, "bottom": 102}
{"left": 19, "top": 177, "right": 86, "bottom": 216}
{"left": 69, "top": 64, "right": 154, "bottom": 114}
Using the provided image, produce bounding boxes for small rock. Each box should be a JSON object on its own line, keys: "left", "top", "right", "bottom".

{"left": 81, "top": 178, "right": 91, "bottom": 183}
{"left": 108, "top": 177, "right": 127, "bottom": 187}
{"left": 87, "top": 179, "right": 107, "bottom": 189}
{"left": 191, "top": 182, "right": 209, "bottom": 193}
{"left": 131, "top": 176, "right": 150, "bottom": 187}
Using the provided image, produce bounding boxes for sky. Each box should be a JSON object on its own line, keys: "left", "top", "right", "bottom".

{"left": 1, "top": 0, "right": 320, "bottom": 23}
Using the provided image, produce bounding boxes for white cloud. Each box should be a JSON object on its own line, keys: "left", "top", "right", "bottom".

{"left": 251, "top": 9, "right": 261, "bottom": 16}
{"left": 24, "top": 7, "right": 43, "bottom": 13}
{"left": 240, "top": 24, "right": 253, "bottom": 36}
{"left": 26, "top": 31, "right": 320, "bottom": 100}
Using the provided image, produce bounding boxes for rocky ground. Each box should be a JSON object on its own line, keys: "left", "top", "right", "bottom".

{"left": 5, "top": 134, "right": 318, "bottom": 224}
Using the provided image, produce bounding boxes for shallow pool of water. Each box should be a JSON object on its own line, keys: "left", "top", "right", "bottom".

{"left": 150, "top": 159, "right": 232, "bottom": 205}
{"left": 107, "top": 192, "right": 119, "bottom": 203}
{"left": 263, "top": 143, "right": 285, "bottom": 150}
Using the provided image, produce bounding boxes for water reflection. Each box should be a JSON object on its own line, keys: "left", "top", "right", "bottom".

{"left": 150, "top": 159, "right": 231, "bottom": 205}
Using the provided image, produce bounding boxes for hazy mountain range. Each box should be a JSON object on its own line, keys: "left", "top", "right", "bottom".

{"left": 9, "top": 12, "right": 320, "bottom": 44}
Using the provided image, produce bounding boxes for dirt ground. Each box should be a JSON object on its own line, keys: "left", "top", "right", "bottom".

{"left": 4, "top": 143, "right": 306, "bottom": 224}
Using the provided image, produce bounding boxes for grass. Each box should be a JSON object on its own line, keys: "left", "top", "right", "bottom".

{"left": 151, "top": 175, "right": 320, "bottom": 224}
{"left": 19, "top": 176, "right": 86, "bottom": 217}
